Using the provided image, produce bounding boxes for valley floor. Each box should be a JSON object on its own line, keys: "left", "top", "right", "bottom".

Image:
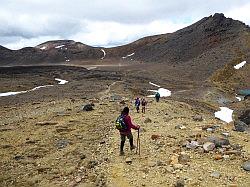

{"left": 0, "top": 65, "right": 249, "bottom": 187}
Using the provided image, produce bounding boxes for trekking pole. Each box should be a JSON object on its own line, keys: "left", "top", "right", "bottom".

{"left": 138, "top": 129, "right": 140, "bottom": 155}
{"left": 136, "top": 129, "right": 140, "bottom": 155}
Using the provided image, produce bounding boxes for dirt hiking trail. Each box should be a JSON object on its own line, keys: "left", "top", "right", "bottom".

{"left": 0, "top": 80, "right": 249, "bottom": 187}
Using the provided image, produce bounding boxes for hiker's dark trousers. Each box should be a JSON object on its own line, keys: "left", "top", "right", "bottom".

{"left": 120, "top": 133, "right": 133, "bottom": 152}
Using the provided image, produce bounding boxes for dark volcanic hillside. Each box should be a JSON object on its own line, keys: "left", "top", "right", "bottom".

{"left": 117, "top": 13, "right": 250, "bottom": 64}
{"left": 0, "top": 40, "right": 104, "bottom": 65}
{"left": 0, "top": 13, "right": 249, "bottom": 67}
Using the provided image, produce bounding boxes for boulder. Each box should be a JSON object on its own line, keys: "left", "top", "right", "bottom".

{"left": 175, "top": 124, "right": 187, "bottom": 130}
{"left": 206, "top": 128, "right": 214, "bottom": 132}
{"left": 214, "top": 154, "right": 223, "bottom": 160}
{"left": 170, "top": 155, "right": 179, "bottom": 165}
{"left": 144, "top": 118, "right": 152, "bottom": 123}
{"left": 203, "top": 142, "right": 215, "bottom": 152}
{"left": 125, "top": 157, "right": 132, "bottom": 164}
{"left": 234, "top": 120, "right": 248, "bottom": 132}
{"left": 151, "top": 134, "right": 160, "bottom": 140}
{"left": 56, "top": 139, "right": 70, "bottom": 149}
{"left": 119, "top": 100, "right": 126, "bottom": 105}
{"left": 86, "top": 160, "right": 98, "bottom": 169}
{"left": 221, "top": 132, "right": 230, "bottom": 137}
{"left": 206, "top": 136, "right": 230, "bottom": 147}
{"left": 210, "top": 171, "right": 221, "bottom": 178}
{"left": 173, "top": 164, "right": 184, "bottom": 170}
{"left": 178, "top": 153, "right": 191, "bottom": 164}
{"left": 186, "top": 141, "right": 199, "bottom": 149}
{"left": 242, "top": 161, "right": 250, "bottom": 171}
{"left": 238, "top": 109, "right": 250, "bottom": 125}
{"left": 193, "top": 115, "right": 203, "bottom": 121}
{"left": 14, "top": 155, "right": 24, "bottom": 161}
{"left": 82, "top": 104, "right": 94, "bottom": 111}
{"left": 175, "top": 179, "right": 185, "bottom": 187}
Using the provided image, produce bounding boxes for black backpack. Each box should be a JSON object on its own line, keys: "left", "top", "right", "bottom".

{"left": 115, "top": 115, "right": 127, "bottom": 130}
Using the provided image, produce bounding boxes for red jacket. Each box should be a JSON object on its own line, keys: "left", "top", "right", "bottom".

{"left": 119, "top": 115, "right": 139, "bottom": 135}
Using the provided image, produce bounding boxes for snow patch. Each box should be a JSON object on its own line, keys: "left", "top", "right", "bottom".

{"left": 214, "top": 107, "right": 233, "bottom": 123}
{"left": 86, "top": 66, "right": 97, "bottom": 70}
{"left": 31, "top": 85, "right": 53, "bottom": 91}
{"left": 236, "top": 96, "right": 242, "bottom": 101}
{"left": 55, "top": 45, "right": 65, "bottom": 49}
{"left": 40, "top": 46, "right": 46, "bottom": 50}
{"left": 0, "top": 86, "right": 52, "bottom": 97}
{"left": 101, "top": 49, "right": 106, "bottom": 59}
{"left": 122, "top": 52, "right": 135, "bottom": 59}
{"left": 0, "top": 91, "right": 27, "bottom": 97}
{"left": 149, "top": 82, "right": 161, "bottom": 88}
{"left": 147, "top": 95, "right": 155, "bottom": 98}
{"left": 147, "top": 82, "right": 171, "bottom": 98}
{"left": 0, "top": 78, "right": 68, "bottom": 97}
{"left": 158, "top": 88, "right": 171, "bottom": 97}
{"left": 55, "top": 78, "right": 68, "bottom": 85}
{"left": 234, "top": 61, "right": 246, "bottom": 69}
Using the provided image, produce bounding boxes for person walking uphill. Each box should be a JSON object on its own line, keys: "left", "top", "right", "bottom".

{"left": 116, "top": 107, "right": 140, "bottom": 156}
{"left": 155, "top": 92, "right": 160, "bottom": 102}
{"left": 141, "top": 98, "right": 147, "bottom": 114}
{"left": 135, "top": 97, "right": 140, "bottom": 113}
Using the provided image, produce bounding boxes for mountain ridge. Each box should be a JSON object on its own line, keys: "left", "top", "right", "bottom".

{"left": 0, "top": 13, "right": 249, "bottom": 66}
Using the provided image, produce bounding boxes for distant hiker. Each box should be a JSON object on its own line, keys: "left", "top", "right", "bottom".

{"left": 135, "top": 97, "right": 140, "bottom": 113}
{"left": 116, "top": 107, "right": 140, "bottom": 156}
{"left": 155, "top": 92, "right": 160, "bottom": 102}
{"left": 141, "top": 98, "right": 147, "bottom": 114}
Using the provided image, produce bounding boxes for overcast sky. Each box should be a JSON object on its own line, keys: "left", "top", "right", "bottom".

{"left": 1, "top": 0, "right": 250, "bottom": 49}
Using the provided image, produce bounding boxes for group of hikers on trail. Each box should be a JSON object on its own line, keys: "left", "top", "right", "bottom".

{"left": 134, "top": 97, "right": 147, "bottom": 113}
{"left": 116, "top": 92, "right": 161, "bottom": 156}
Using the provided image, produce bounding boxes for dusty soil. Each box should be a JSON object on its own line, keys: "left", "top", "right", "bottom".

{"left": 0, "top": 64, "right": 249, "bottom": 187}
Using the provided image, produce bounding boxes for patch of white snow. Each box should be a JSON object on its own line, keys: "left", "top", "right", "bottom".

{"left": 236, "top": 96, "right": 242, "bottom": 101}
{"left": 158, "top": 88, "right": 171, "bottom": 97}
{"left": 40, "top": 46, "right": 46, "bottom": 50}
{"left": 234, "top": 61, "right": 246, "bottom": 69}
{"left": 147, "top": 89, "right": 158, "bottom": 92}
{"left": 0, "top": 85, "right": 53, "bottom": 97}
{"left": 214, "top": 107, "right": 233, "bottom": 123}
{"left": 147, "top": 82, "right": 171, "bottom": 98}
{"left": 122, "top": 52, "right": 135, "bottom": 59}
{"left": 101, "top": 49, "right": 106, "bottom": 60}
{"left": 149, "top": 82, "right": 161, "bottom": 88}
{"left": 55, "top": 78, "right": 68, "bottom": 85}
{"left": 86, "top": 66, "right": 97, "bottom": 70}
{"left": 0, "top": 78, "right": 68, "bottom": 97}
{"left": 0, "top": 91, "right": 26, "bottom": 97}
{"left": 31, "top": 85, "right": 53, "bottom": 91}
{"left": 55, "top": 45, "right": 65, "bottom": 49}
{"left": 147, "top": 95, "right": 156, "bottom": 98}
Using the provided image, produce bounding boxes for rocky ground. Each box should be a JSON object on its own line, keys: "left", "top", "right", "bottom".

{"left": 0, "top": 65, "right": 249, "bottom": 187}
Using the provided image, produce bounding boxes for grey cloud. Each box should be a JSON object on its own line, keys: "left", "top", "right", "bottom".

{"left": 2, "top": 0, "right": 249, "bottom": 23}
{"left": 0, "top": 15, "right": 81, "bottom": 38}
{"left": 1, "top": 0, "right": 250, "bottom": 49}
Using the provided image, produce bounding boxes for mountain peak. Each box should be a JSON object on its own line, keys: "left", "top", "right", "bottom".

{"left": 212, "top": 13, "right": 225, "bottom": 19}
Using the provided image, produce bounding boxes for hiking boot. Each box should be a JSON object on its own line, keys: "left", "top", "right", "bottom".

{"left": 119, "top": 151, "right": 125, "bottom": 156}
{"left": 130, "top": 145, "right": 136, "bottom": 151}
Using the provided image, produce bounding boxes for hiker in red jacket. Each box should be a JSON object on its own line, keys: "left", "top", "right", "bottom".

{"left": 119, "top": 107, "right": 140, "bottom": 156}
